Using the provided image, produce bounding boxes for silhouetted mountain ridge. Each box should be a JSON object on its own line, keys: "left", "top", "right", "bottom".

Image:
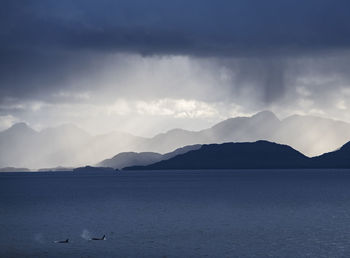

{"left": 98, "top": 152, "right": 163, "bottom": 169}
{"left": 312, "top": 141, "right": 350, "bottom": 168}
{"left": 97, "top": 144, "right": 202, "bottom": 169}
{"left": 125, "top": 140, "right": 350, "bottom": 170}
{"left": 2, "top": 111, "right": 350, "bottom": 168}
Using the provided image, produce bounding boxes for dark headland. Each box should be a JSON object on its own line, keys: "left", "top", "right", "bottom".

{"left": 124, "top": 140, "right": 350, "bottom": 170}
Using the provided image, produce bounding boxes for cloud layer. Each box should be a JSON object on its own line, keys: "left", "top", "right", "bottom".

{"left": 2, "top": 0, "right": 350, "bottom": 54}
{"left": 1, "top": 0, "right": 350, "bottom": 134}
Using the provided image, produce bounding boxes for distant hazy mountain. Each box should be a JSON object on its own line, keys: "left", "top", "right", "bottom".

{"left": 2, "top": 111, "right": 350, "bottom": 169}
{"left": 125, "top": 141, "right": 311, "bottom": 170}
{"left": 37, "top": 166, "right": 73, "bottom": 172}
{"left": 98, "top": 152, "right": 163, "bottom": 169}
{"left": 125, "top": 140, "right": 350, "bottom": 170}
{"left": 137, "top": 111, "right": 350, "bottom": 157}
{"left": 0, "top": 167, "right": 31, "bottom": 172}
{"left": 0, "top": 123, "right": 145, "bottom": 169}
{"left": 97, "top": 144, "right": 201, "bottom": 169}
{"left": 73, "top": 166, "right": 115, "bottom": 173}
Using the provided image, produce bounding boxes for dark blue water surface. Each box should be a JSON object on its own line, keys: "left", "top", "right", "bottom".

{"left": 2, "top": 169, "right": 350, "bottom": 257}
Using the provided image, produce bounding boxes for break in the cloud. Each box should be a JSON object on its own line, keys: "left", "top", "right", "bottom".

{"left": 0, "top": 115, "right": 19, "bottom": 131}
{"left": 1, "top": 0, "right": 350, "bottom": 134}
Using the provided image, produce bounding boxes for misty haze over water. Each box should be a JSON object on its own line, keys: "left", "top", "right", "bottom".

{"left": 2, "top": 111, "right": 350, "bottom": 169}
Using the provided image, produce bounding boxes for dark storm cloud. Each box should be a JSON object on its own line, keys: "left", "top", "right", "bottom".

{"left": 2, "top": 0, "right": 350, "bottom": 54}
{"left": 1, "top": 0, "right": 350, "bottom": 106}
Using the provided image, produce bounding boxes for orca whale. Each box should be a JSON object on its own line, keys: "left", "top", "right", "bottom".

{"left": 90, "top": 235, "right": 106, "bottom": 241}
{"left": 54, "top": 239, "right": 69, "bottom": 243}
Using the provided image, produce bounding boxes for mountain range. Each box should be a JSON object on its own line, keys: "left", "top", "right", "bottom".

{"left": 2, "top": 111, "right": 350, "bottom": 169}
{"left": 0, "top": 123, "right": 145, "bottom": 169}
{"left": 97, "top": 144, "right": 201, "bottom": 169}
{"left": 124, "top": 140, "right": 350, "bottom": 170}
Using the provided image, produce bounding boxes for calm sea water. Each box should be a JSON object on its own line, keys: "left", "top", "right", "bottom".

{"left": 1, "top": 169, "right": 350, "bottom": 258}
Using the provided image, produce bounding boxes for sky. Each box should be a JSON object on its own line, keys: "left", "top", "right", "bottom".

{"left": 1, "top": 0, "right": 350, "bottom": 136}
